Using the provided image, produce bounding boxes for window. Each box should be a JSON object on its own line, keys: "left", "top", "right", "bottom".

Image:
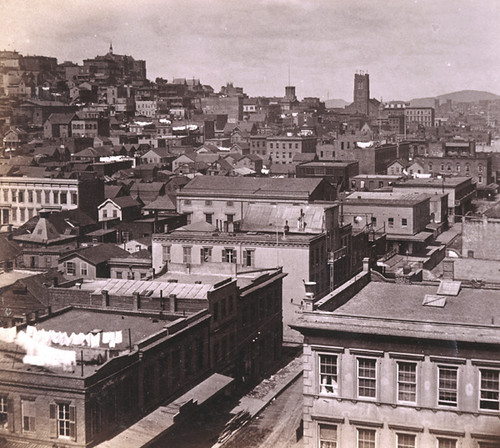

{"left": 45, "top": 191, "right": 50, "bottom": 203}
{"left": 397, "top": 433, "right": 415, "bottom": 448}
{"left": 81, "top": 263, "right": 88, "bottom": 276}
{"left": 205, "top": 213, "right": 213, "bottom": 224}
{"left": 244, "top": 249, "right": 254, "bottom": 267}
{"left": 11, "top": 190, "right": 16, "bottom": 202}
{"left": 401, "top": 218, "right": 408, "bottom": 227}
{"left": 18, "top": 190, "right": 24, "bottom": 203}
{"left": 22, "top": 399, "right": 36, "bottom": 432}
{"left": 319, "top": 354, "right": 338, "bottom": 395}
{"left": 60, "top": 192, "right": 67, "bottom": 204}
{"left": 371, "top": 217, "right": 377, "bottom": 227}
{"left": 53, "top": 191, "right": 59, "bottom": 204}
{"left": 397, "top": 361, "right": 417, "bottom": 402}
{"left": 72, "top": 193, "right": 78, "bottom": 205}
{"left": 480, "top": 369, "right": 500, "bottom": 410}
{"left": 479, "top": 175, "right": 483, "bottom": 183}
{"left": 182, "top": 246, "right": 191, "bottom": 264}
{"left": 122, "top": 231, "right": 130, "bottom": 243}
{"left": 437, "top": 438, "right": 456, "bottom": 448}
{"left": 429, "top": 163, "right": 433, "bottom": 171}
{"left": 388, "top": 217, "right": 394, "bottom": 228}
{"left": 223, "top": 248, "right": 235, "bottom": 263}
{"left": 201, "top": 247, "right": 212, "bottom": 263}
{"left": 3, "top": 190, "right": 7, "bottom": 202}
{"left": 0, "top": 396, "right": 8, "bottom": 429}
{"left": 103, "top": 209, "right": 108, "bottom": 219}
{"left": 112, "top": 210, "right": 118, "bottom": 218}
{"left": 456, "top": 164, "right": 461, "bottom": 172}
{"left": 479, "top": 164, "right": 483, "bottom": 172}
{"left": 116, "top": 271, "right": 123, "bottom": 279}
{"left": 357, "top": 428, "right": 375, "bottom": 448}
{"left": 28, "top": 191, "right": 33, "bottom": 203}
{"left": 66, "top": 262, "right": 76, "bottom": 275}
{"left": 438, "top": 365, "right": 458, "bottom": 407}
{"left": 357, "top": 358, "right": 377, "bottom": 398}
{"left": 50, "top": 403, "right": 75, "bottom": 439}
{"left": 319, "top": 423, "right": 337, "bottom": 448}
{"left": 226, "top": 214, "right": 234, "bottom": 224}
{"left": 162, "top": 245, "right": 171, "bottom": 263}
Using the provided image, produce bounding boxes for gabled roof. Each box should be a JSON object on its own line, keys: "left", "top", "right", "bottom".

{"left": 142, "top": 194, "right": 177, "bottom": 211}
{"left": 105, "top": 184, "right": 128, "bottom": 199}
{"left": 0, "top": 235, "right": 21, "bottom": 261}
{"left": 181, "top": 176, "right": 326, "bottom": 199}
{"left": 195, "top": 153, "right": 220, "bottom": 164}
{"left": 46, "top": 113, "right": 75, "bottom": 125}
{"left": 7, "top": 155, "right": 34, "bottom": 166}
{"left": 174, "top": 153, "right": 197, "bottom": 163}
{"left": 60, "top": 243, "right": 129, "bottom": 265}
{"left": 0, "top": 165, "right": 16, "bottom": 176}
{"left": 73, "top": 147, "right": 99, "bottom": 158}
{"left": 140, "top": 147, "right": 169, "bottom": 159}
{"left": 208, "top": 158, "right": 233, "bottom": 171}
{"left": 16, "top": 166, "right": 52, "bottom": 178}
{"left": 129, "top": 182, "right": 165, "bottom": 193}
{"left": 99, "top": 196, "right": 142, "bottom": 210}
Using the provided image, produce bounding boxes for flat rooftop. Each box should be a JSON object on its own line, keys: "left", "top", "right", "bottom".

{"left": 298, "top": 281, "right": 500, "bottom": 344}
{"left": 344, "top": 191, "right": 430, "bottom": 206}
{"left": 395, "top": 177, "right": 470, "bottom": 187}
{"left": 36, "top": 308, "right": 173, "bottom": 347}
{"left": 77, "top": 278, "right": 213, "bottom": 300}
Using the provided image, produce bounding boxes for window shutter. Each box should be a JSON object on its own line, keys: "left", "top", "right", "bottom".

{"left": 7, "top": 398, "right": 14, "bottom": 432}
{"left": 49, "top": 403, "right": 57, "bottom": 438}
{"left": 69, "top": 405, "right": 76, "bottom": 441}
{"left": 221, "top": 250, "right": 225, "bottom": 263}
{"left": 233, "top": 250, "right": 237, "bottom": 263}
{"left": 200, "top": 248, "right": 204, "bottom": 262}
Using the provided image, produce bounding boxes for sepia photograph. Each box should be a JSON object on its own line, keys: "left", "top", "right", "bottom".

{"left": 0, "top": 0, "right": 499, "bottom": 446}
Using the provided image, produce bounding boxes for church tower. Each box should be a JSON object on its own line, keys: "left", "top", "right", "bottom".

{"left": 353, "top": 71, "right": 370, "bottom": 115}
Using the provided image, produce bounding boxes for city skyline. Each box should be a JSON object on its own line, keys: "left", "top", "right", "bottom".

{"left": 1, "top": 0, "right": 500, "bottom": 101}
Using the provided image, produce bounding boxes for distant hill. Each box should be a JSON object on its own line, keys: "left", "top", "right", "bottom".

{"left": 409, "top": 90, "right": 500, "bottom": 107}
{"left": 325, "top": 98, "right": 349, "bottom": 108}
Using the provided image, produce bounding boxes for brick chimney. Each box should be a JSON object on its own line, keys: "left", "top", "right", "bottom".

{"left": 169, "top": 294, "right": 177, "bottom": 313}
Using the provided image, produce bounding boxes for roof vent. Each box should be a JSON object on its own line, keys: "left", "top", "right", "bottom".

{"left": 422, "top": 295, "right": 447, "bottom": 308}
{"left": 437, "top": 280, "right": 461, "bottom": 296}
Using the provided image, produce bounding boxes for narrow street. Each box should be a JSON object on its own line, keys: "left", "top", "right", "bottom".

{"left": 222, "top": 376, "right": 303, "bottom": 448}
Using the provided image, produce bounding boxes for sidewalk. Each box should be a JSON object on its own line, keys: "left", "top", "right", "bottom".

{"left": 214, "top": 353, "right": 303, "bottom": 446}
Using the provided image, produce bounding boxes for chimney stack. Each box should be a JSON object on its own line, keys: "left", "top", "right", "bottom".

{"left": 362, "top": 257, "right": 370, "bottom": 272}
{"left": 102, "top": 290, "right": 109, "bottom": 307}
{"left": 169, "top": 294, "right": 177, "bottom": 313}
{"left": 303, "top": 281, "right": 316, "bottom": 312}
{"left": 133, "top": 292, "right": 141, "bottom": 310}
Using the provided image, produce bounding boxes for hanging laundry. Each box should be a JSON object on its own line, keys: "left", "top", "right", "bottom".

{"left": 0, "top": 326, "right": 17, "bottom": 343}
{"left": 115, "top": 331, "right": 123, "bottom": 345}
{"left": 90, "top": 332, "right": 100, "bottom": 348}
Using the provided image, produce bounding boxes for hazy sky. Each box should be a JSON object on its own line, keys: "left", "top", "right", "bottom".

{"left": 1, "top": 0, "right": 499, "bottom": 101}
